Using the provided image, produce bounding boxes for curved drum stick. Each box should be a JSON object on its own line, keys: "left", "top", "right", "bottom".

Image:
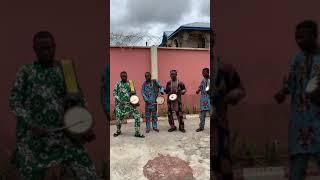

{"left": 48, "top": 120, "right": 86, "bottom": 133}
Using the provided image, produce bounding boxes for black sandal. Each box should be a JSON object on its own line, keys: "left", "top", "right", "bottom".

{"left": 134, "top": 133, "right": 145, "bottom": 138}
{"left": 113, "top": 131, "right": 121, "bottom": 137}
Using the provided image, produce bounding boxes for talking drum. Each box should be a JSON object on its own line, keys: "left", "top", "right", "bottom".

{"left": 305, "top": 76, "right": 320, "bottom": 105}
{"left": 205, "top": 79, "right": 210, "bottom": 92}
{"left": 205, "top": 86, "right": 210, "bottom": 92}
{"left": 156, "top": 96, "right": 165, "bottom": 105}
{"left": 169, "top": 94, "right": 178, "bottom": 101}
{"left": 130, "top": 95, "right": 139, "bottom": 105}
{"left": 63, "top": 106, "right": 93, "bottom": 136}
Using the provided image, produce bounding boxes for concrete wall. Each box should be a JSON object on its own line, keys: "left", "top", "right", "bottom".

{"left": 110, "top": 47, "right": 210, "bottom": 116}
{"left": 214, "top": 0, "right": 320, "bottom": 154}
{"left": 0, "top": 0, "right": 107, "bottom": 176}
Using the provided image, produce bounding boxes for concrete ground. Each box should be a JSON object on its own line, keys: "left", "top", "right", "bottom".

{"left": 110, "top": 115, "right": 210, "bottom": 180}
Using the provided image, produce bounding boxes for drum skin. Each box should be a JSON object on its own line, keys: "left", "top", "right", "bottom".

{"left": 306, "top": 76, "right": 320, "bottom": 105}
{"left": 130, "top": 95, "right": 139, "bottom": 105}
{"left": 169, "top": 94, "right": 178, "bottom": 101}
{"left": 63, "top": 106, "right": 93, "bottom": 140}
{"left": 156, "top": 96, "right": 165, "bottom": 105}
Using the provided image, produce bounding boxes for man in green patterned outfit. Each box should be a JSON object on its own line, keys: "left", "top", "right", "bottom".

{"left": 9, "top": 31, "right": 96, "bottom": 179}
{"left": 112, "top": 71, "right": 145, "bottom": 138}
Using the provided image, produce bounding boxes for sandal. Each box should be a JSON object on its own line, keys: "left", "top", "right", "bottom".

{"left": 134, "top": 133, "right": 145, "bottom": 138}
{"left": 113, "top": 131, "right": 121, "bottom": 137}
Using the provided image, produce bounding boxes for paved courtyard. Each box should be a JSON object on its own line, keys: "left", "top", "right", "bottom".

{"left": 110, "top": 115, "right": 210, "bottom": 180}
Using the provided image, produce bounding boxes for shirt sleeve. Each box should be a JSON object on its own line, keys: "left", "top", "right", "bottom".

{"left": 156, "top": 80, "right": 165, "bottom": 93}
{"left": 101, "top": 65, "right": 110, "bottom": 112}
{"left": 113, "top": 82, "right": 120, "bottom": 104}
{"left": 229, "top": 67, "right": 246, "bottom": 100}
{"left": 198, "top": 80, "right": 203, "bottom": 91}
{"left": 165, "top": 82, "right": 170, "bottom": 94}
{"left": 231, "top": 71, "right": 241, "bottom": 89}
{"left": 287, "top": 57, "right": 298, "bottom": 94}
{"left": 180, "top": 82, "right": 187, "bottom": 92}
{"left": 9, "top": 65, "right": 32, "bottom": 126}
{"left": 141, "top": 83, "right": 148, "bottom": 101}
{"left": 77, "top": 91, "right": 88, "bottom": 108}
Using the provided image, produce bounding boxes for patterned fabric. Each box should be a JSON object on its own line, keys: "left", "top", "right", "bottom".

{"left": 145, "top": 108, "right": 158, "bottom": 129}
{"left": 289, "top": 154, "right": 320, "bottom": 180}
{"left": 141, "top": 80, "right": 164, "bottom": 129}
{"left": 113, "top": 81, "right": 141, "bottom": 133}
{"left": 199, "top": 110, "right": 209, "bottom": 129}
{"left": 212, "top": 62, "right": 243, "bottom": 175}
{"left": 288, "top": 52, "right": 320, "bottom": 155}
{"left": 165, "top": 80, "right": 186, "bottom": 112}
{"left": 101, "top": 64, "right": 110, "bottom": 113}
{"left": 199, "top": 78, "right": 210, "bottom": 111}
{"left": 165, "top": 80, "right": 186, "bottom": 129}
{"left": 9, "top": 61, "right": 96, "bottom": 179}
{"left": 141, "top": 80, "right": 164, "bottom": 109}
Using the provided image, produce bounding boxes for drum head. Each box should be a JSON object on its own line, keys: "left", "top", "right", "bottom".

{"left": 64, "top": 107, "right": 93, "bottom": 134}
{"left": 169, "top": 94, "right": 177, "bottom": 101}
{"left": 306, "top": 76, "right": 318, "bottom": 94}
{"left": 156, "top": 96, "right": 165, "bottom": 104}
{"left": 130, "top": 95, "right": 139, "bottom": 104}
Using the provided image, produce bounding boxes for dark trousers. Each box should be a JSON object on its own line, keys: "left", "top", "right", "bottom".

{"left": 168, "top": 110, "right": 184, "bottom": 129}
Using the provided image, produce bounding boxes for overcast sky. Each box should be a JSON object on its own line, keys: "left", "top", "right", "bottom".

{"left": 111, "top": 0, "right": 210, "bottom": 37}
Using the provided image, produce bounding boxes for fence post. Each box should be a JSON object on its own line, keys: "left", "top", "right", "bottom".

{"left": 150, "top": 46, "right": 158, "bottom": 79}
{"left": 150, "top": 46, "right": 160, "bottom": 116}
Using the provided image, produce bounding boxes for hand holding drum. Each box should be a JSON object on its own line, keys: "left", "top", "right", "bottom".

{"left": 130, "top": 95, "right": 140, "bottom": 106}
{"left": 305, "top": 74, "right": 320, "bottom": 105}
{"left": 129, "top": 80, "right": 140, "bottom": 106}
{"left": 48, "top": 107, "right": 94, "bottom": 141}
{"left": 274, "top": 75, "right": 289, "bottom": 104}
{"left": 57, "top": 59, "right": 95, "bottom": 143}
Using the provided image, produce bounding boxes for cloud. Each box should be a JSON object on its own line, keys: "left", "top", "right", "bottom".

{"left": 199, "top": 0, "right": 210, "bottom": 17}
{"left": 124, "top": 0, "right": 192, "bottom": 26}
{"left": 111, "top": 0, "right": 210, "bottom": 37}
{"left": 111, "top": 0, "right": 192, "bottom": 33}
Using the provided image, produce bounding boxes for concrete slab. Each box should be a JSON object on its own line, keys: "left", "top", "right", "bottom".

{"left": 110, "top": 116, "right": 210, "bottom": 180}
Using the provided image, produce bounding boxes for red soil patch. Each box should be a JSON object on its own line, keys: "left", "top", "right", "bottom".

{"left": 143, "top": 154, "right": 193, "bottom": 180}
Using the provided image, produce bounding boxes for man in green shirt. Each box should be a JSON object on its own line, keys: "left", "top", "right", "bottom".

{"left": 9, "top": 31, "right": 96, "bottom": 179}
{"left": 112, "top": 71, "right": 144, "bottom": 138}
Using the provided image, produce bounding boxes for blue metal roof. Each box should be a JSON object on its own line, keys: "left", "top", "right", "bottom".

{"left": 164, "top": 31, "right": 174, "bottom": 37}
{"left": 167, "top": 22, "right": 210, "bottom": 39}
{"left": 181, "top": 22, "right": 210, "bottom": 28}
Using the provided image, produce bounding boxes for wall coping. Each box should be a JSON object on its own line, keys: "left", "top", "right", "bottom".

{"left": 110, "top": 46, "right": 209, "bottom": 51}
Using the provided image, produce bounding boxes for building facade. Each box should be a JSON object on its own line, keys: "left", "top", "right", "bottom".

{"left": 159, "top": 22, "right": 210, "bottom": 48}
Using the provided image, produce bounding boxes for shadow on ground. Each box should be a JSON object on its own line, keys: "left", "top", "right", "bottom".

{"left": 110, "top": 116, "right": 210, "bottom": 180}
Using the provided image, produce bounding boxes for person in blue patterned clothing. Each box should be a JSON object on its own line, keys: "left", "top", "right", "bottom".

{"left": 196, "top": 68, "right": 210, "bottom": 132}
{"left": 141, "top": 72, "right": 165, "bottom": 133}
{"left": 101, "top": 64, "right": 110, "bottom": 122}
{"left": 274, "top": 20, "right": 320, "bottom": 180}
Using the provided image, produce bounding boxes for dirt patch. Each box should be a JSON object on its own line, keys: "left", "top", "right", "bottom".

{"left": 143, "top": 154, "right": 193, "bottom": 180}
